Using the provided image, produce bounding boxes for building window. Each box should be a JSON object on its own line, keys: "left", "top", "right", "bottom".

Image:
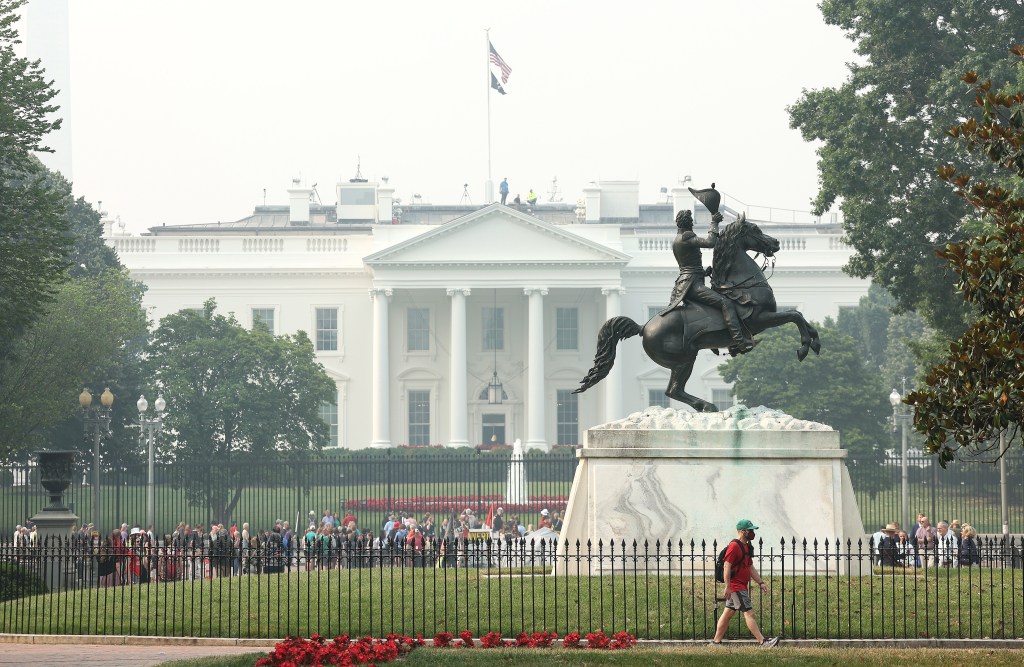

{"left": 483, "top": 307, "right": 504, "bottom": 351}
{"left": 319, "top": 401, "right": 339, "bottom": 448}
{"left": 408, "top": 390, "right": 431, "bottom": 446}
{"left": 315, "top": 308, "right": 338, "bottom": 351}
{"left": 648, "top": 389, "right": 670, "bottom": 409}
{"left": 648, "top": 305, "right": 661, "bottom": 321}
{"left": 482, "top": 413, "right": 506, "bottom": 446}
{"left": 252, "top": 308, "right": 275, "bottom": 333}
{"left": 712, "top": 388, "right": 735, "bottom": 411}
{"left": 407, "top": 307, "right": 430, "bottom": 351}
{"left": 556, "top": 307, "right": 578, "bottom": 350}
{"left": 556, "top": 390, "right": 579, "bottom": 446}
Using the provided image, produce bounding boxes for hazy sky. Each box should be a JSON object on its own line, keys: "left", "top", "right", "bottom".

{"left": 41, "top": 1, "right": 856, "bottom": 233}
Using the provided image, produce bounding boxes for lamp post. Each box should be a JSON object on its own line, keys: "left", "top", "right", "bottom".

{"left": 999, "top": 430, "right": 1009, "bottom": 539}
{"left": 80, "top": 387, "right": 114, "bottom": 530}
{"left": 889, "top": 380, "right": 911, "bottom": 532}
{"left": 137, "top": 393, "right": 166, "bottom": 534}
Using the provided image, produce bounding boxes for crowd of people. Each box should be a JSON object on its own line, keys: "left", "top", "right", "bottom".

{"left": 4, "top": 505, "right": 565, "bottom": 587}
{"left": 871, "top": 513, "right": 983, "bottom": 568}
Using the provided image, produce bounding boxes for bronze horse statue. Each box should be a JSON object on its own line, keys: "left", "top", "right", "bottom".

{"left": 574, "top": 214, "right": 821, "bottom": 412}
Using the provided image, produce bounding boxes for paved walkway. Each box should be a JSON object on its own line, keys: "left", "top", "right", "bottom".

{"left": 0, "top": 642, "right": 267, "bottom": 666}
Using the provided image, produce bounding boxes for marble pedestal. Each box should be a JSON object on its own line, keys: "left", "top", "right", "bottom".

{"left": 27, "top": 508, "right": 78, "bottom": 591}
{"left": 557, "top": 406, "right": 865, "bottom": 574}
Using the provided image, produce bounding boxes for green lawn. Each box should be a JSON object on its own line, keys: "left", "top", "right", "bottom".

{"left": 156, "top": 648, "right": 1024, "bottom": 667}
{"left": 3, "top": 566, "right": 1021, "bottom": 640}
{"left": 855, "top": 486, "right": 1024, "bottom": 535}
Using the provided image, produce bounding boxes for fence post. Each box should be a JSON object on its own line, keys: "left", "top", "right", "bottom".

{"left": 22, "top": 464, "right": 29, "bottom": 526}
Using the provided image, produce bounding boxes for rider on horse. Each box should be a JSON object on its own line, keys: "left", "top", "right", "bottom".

{"left": 659, "top": 209, "right": 754, "bottom": 354}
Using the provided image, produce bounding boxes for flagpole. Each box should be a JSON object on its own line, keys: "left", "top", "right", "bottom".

{"left": 485, "top": 28, "right": 493, "bottom": 202}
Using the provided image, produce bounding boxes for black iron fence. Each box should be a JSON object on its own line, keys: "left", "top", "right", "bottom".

{"left": 2, "top": 450, "right": 1022, "bottom": 537}
{"left": 1, "top": 535, "right": 1022, "bottom": 640}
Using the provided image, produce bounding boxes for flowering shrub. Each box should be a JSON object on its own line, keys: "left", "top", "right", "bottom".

{"left": 562, "top": 632, "right": 581, "bottom": 648}
{"left": 610, "top": 632, "right": 638, "bottom": 649}
{"left": 432, "top": 632, "right": 454, "bottom": 648}
{"left": 457, "top": 630, "right": 475, "bottom": 648}
{"left": 585, "top": 631, "right": 611, "bottom": 649}
{"left": 255, "top": 633, "right": 422, "bottom": 666}
{"left": 481, "top": 632, "right": 510, "bottom": 648}
{"left": 511, "top": 632, "right": 559, "bottom": 647}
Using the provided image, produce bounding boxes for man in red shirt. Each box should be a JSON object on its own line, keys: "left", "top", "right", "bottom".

{"left": 711, "top": 519, "right": 779, "bottom": 648}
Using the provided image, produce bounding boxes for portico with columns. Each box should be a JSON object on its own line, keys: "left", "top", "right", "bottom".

{"left": 364, "top": 204, "right": 630, "bottom": 451}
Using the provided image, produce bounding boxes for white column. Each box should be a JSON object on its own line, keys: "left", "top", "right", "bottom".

{"left": 602, "top": 287, "right": 624, "bottom": 421}
{"left": 524, "top": 287, "right": 549, "bottom": 451}
{"left": 447, "top": 288, "right": 471, "bottom": 448}
{"left": 369, "top": 288, "right": 392, "bottom": 448}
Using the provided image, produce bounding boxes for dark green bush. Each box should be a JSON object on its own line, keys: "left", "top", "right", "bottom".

{"left": 0, "top": 562, "right": 48, "bottom": 602}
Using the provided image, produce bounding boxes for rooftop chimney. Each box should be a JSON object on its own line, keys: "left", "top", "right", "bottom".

{"left": 596, "top": 181, "right": 639, "bottom": 223}
{"left": 288, "top": 178, "right": 313, "bottom": 225}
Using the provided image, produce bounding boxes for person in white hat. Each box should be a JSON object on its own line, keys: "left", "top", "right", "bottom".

{"left": 539, "top": 509, "right": 551, "bottom": 529}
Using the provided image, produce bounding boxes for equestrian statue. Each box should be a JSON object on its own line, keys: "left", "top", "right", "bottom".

{"left": 574, "top": 184, "right": 821, "bottom": 413}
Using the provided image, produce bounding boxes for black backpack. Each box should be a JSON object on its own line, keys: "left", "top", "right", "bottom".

{"left": 715, "top": 539, "right": 750, "bottom": 583}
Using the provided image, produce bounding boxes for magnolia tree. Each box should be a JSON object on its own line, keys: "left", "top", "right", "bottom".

{"left": 907, "top": 50, "right": 1024, "bottom": 463}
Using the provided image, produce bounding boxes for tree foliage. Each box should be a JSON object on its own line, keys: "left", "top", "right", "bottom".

{"left": 788, "top": 1, "right": 1024, "bottom": 336}
{"left": 146, "top": 300, "right": 336, "bottom": 524}
{"left": 906, "top": 52, "right": 1024, "bottom": 463}
{"left": 719, "top": 322, "right": 889, "bottom": 458}
{"left": 0, "top": 0, "right": 69, "bottom": 358}
{"left": 0, "top": 269, "right": 148, "bottom": 457}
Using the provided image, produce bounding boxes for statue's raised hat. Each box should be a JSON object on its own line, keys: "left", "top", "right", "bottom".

{"left": 688, "top": 183, "right": 720, "bottom": 215}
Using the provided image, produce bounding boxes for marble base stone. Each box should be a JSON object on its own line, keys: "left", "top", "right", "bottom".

{"left": 557, "top": 405, "right": 865, "bottom": 573}
{"left": 27, "top": 507, "right": 78, "bottom": 591}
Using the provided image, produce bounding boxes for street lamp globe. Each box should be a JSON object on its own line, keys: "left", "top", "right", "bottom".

{"left": 889, "top": 388, "right": 901, "bottom": 408}
{"left": 154, "top": 394, "right": 166, "bottom": 414}
{"left": 79, "top": 388, "right": 93, "bottom": 408}
{"left": 137, "top": 394, "right": 148, "bottom": 414}
{"left": 100, "top": 387, "right": 114, "bottom": 408}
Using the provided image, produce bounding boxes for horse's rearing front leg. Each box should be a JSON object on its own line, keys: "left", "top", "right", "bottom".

{"left": 750, "top": 310, "right": 820, "bottom": 361}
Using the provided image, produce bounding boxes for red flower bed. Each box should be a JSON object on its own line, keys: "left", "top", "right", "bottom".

{"left": 257, "top": 630, "right": 636, "bottom": 664}
{"left": 255, "top": 633, "right": 424, "bottom": 666}
{"left": 345, "top": 494, "right": 568, "bottom": 515}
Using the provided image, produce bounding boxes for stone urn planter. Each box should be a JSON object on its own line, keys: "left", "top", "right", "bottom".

{"left": 37, "top": 450, "right": 77, "bottom": 511}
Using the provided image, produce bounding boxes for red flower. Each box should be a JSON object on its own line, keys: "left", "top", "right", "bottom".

{"left": 531, "top": 632, "right": 559, "bottom": 647}
{"left": 480, "top": 632, "right": 509, "bottom": 648}
{"left": 562, "top": 632, "right": 582, "bottom": 648}
{"left": 585, "top": 631, "right": 611, "bottom": 649}
{"left": 610, "top": 632, "right": 637, "bottom": 649}
{"left": 433, "top": 631, "right": 454, "bottom": 648}
{"left": 515, "top": 632, "right": 536, "bottom": 648}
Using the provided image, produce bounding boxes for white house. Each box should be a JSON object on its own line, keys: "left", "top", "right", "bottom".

{"left": 108, "top": 178, "right": 868, "bottom": 451}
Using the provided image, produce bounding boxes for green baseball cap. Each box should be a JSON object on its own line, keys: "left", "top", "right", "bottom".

{"left": 736, "top": 519, "right": 759, "bottom": 530}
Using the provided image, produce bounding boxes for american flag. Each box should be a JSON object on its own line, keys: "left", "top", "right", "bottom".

{"left": 489, "top": 41, "right": 512, "bottom": 84}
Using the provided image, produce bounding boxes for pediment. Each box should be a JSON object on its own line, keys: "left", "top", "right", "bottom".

{"left": 365, "top": 204, "right": 629, "bottom": 267}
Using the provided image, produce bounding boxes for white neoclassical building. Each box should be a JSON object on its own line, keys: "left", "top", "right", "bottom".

{"left": 107, "top": 179, "right": 868, "bottom": 451}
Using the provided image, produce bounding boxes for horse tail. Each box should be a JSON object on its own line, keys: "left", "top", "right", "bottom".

{"left": 573, "top": 316, "right": 643, "bottom": 394}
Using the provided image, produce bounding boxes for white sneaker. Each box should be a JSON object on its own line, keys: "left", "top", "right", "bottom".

{"left": 759, "top": 637, "right": 779, "bottom": 648}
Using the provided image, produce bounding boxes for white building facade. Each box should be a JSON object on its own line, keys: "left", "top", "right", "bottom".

{"left": 108, "top": 180, "right": 868, "bottom": 451}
